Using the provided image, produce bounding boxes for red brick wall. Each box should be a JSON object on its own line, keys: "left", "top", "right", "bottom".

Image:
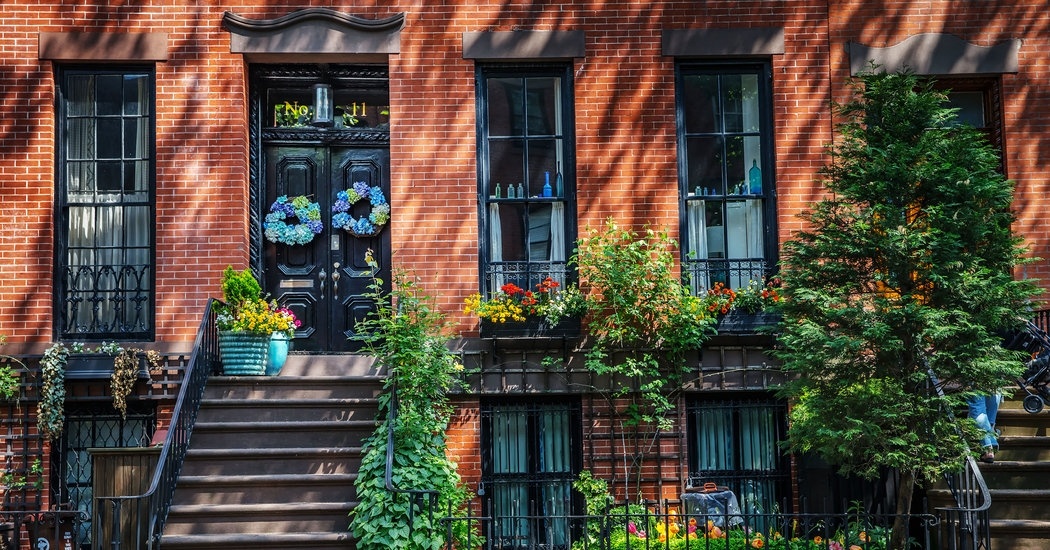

{"left": 0, "top": 1, "right": 1044, "bottom": 346}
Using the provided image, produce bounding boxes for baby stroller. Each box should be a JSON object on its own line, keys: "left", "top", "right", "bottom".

{"left": 1003, "top": 319, "right": 1050, "bottom": 414}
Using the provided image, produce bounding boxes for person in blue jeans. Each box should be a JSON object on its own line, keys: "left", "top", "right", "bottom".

{"left": 968, "top": 393, "right": 1001, "bottom": 463}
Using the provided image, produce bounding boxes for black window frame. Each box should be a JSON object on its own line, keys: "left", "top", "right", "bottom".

{"left": 931, "top": 75, "right": 1005, "bottom": 173}
{"left": 476, "top": 64, "right": 578, "bottom": 305}
{"left": 685, "top": 394, "right": 790, "bottom": 517}
{"left": 675, "top": 61, "right": 777, "bottom": 294}
{"left": 55, "top": 65, "right": 157, "bottom": 341}
{"left": 480, "top": 398, "right": 583, "bottom": 550}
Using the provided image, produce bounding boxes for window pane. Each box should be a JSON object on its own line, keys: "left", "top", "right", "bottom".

{"left": 722, "top": 74, "right": 761, "bottom": 133}
{"left": 488, "top": 78, "right": 522, "bottom": 137}
{"left": 490, "top": 140, "right": 526, "bottom": 189}
{"left": 525, "top": 77, "right": 559, "bottom": 136}
{"left": 97, "top": 118, "right": 122, "bottom": 158}
{"left": 96, "top": 75, "right": 123, "bottom": 116}
{"left": 123, "top": 74, "right": 148, "bottom": 116}
{"left": 946, "top": 91, "right": 986, "bottom": 128}
{"left": 683, "top": 74, "right": 720, "bottom": 133}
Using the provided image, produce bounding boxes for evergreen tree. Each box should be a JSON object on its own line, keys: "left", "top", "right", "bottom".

{"left": 775, "top": 68, "right": 1037, "bottom": 548}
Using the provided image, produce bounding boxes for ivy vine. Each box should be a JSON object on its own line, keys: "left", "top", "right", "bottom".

{"left": 38, "top": 342, "right": 163, "bottom": 438}
{"left": 111, "top": 347, "right": 162, "bottom": 419}
{"left": 349, "top": 251, "right": 479, "bottom": 550}
{"left": 37, "top": 344, "right": 68, "bottom": 441}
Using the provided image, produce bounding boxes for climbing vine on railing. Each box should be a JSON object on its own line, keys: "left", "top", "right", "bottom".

{"left": 349, "top": 250, "right": 479, "bottom": 550}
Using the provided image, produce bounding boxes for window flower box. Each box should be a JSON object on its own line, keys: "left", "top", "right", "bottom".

{"left": 715, "top": 310, "right": 782, "bottom": 335}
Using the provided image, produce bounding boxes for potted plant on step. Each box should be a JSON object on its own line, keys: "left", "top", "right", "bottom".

{"left": 215, "top": 267, "right": 300, "bottom": 375}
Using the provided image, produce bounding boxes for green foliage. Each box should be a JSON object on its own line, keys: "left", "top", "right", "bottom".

{"left": 2, "top": 459, "right": 43, "bottom": 505}
{"left": 573, "top": 471, "right": 612, "bottom": 547}
{"left": 219, "top": 266, "right": 262, "bottom": 307}
{"left": 0, "top": 335, "right": 23, "bottom": 402}
{"left": 38, "top": 343, "right": 68, "bottom": 440}
{"left": 349, "top": 251, "right": 478, "bottom": 550}
{"left": 775, "top": 67, "right": 1038, "bottom": 545}
{"left": 573, "top": 220, "right": 717, "bottom": 429}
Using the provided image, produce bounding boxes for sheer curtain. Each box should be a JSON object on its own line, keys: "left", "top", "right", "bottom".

{"left": 489, "top": 203, "right": 504, "bottom": 293}
{"left": 548, "top": 202, "right": 566, "bottom": 283}
{"left": 687, "top": 200, "right": 707, "bottom": 294}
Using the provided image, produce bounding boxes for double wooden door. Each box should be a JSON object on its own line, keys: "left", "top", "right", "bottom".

{"left": 263, "top": 145, "right": 390, "bottom": 352}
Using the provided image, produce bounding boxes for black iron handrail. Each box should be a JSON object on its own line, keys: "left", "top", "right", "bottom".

{"left": 92, "top": 298, "right": 219, "bottom": 550}
{"left": 926, "top": 363, "right": 992, "bottom": 550}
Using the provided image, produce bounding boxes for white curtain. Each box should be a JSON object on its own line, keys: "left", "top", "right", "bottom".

{"left": 548, "top": 202, "right": 566, "bottom": 283}
{"left": 687, "top": 200, "right": 708, "bottom": 294}
{"left": 488, "top": 203, "right": 504, "bottom": 293}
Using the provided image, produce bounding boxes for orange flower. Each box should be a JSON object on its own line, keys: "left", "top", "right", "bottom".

{"left": 857, "top": 532, "right": 868, "bottom": 542}
{"left": 850, "top": 546, "right": 863, "bottom": 550}
{"left": 751, "top": 538, "right": 765, "bottom": 548}
{"left": 813, "top": 536, "right": 823, "bottom": 545}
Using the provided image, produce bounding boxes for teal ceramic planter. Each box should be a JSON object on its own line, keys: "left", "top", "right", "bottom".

{"left": 218, "top": 331, "right": 269, "bottom": 375}
{"left": 266, "top": 332, "right": 291, "bottom": 376}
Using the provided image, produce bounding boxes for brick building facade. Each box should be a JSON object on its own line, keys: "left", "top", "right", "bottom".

{"left": 0, "top": 0, "right": 1048, "bottom": 546}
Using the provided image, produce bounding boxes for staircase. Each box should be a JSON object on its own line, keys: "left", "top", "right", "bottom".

{"left": 159, "top": 356, "right": 384, "bottom": 550}
{"left": 982, "top": 389, "right": 1050, "bottom": 549}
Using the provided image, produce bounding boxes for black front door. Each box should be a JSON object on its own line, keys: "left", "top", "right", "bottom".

{"left": 263, "top": 145, "right": 390, "bottom": 352}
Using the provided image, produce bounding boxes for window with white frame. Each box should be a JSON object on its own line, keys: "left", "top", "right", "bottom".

{"left": 677, "top": 63, "right": 775, "bottom": 294}
{"left": 477, "top": 65, "right": 575, "bottom": 301}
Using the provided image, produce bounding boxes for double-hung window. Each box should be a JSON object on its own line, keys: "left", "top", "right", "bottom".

{"left": 481, "top": 400, "right": 581, "bottom": 550}
{"left": 56, "top": 67, "right": 155, "bottom": 340}
{"left": 477, "top": 65, "right": 575, "bottom": 300}
{"left": 677, "top": 63, "right": 775, "bottom": 293}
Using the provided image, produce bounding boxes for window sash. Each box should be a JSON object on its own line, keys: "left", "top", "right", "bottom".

{"left": 482, "top": 401, "right": 579, "bottom": 550}
{"left": 687, "top": 399, "right": 787, "bottom": 517}
{"left": 58, "top": 68, "right": 155, "bottom": 340}
{"left": 479, "top": 67, "right": 575, "bottom": 298}
{"left": 678, "top": 65, "right": 773, "bottom": 294}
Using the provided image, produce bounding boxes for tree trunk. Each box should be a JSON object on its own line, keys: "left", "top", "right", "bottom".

{"left": 891, "top": 469, "right": 916, "bottom": 550}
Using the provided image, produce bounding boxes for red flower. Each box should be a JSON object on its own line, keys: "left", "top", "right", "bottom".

{"left": 501, "top": 283, "right": 524, "bottom": 296}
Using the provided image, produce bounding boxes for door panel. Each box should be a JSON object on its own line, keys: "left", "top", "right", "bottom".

{"left": 264, "top": 145, "right": 390, "bottom": 352}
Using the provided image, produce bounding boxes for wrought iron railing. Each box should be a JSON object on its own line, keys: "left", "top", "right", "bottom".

{"left": 91, "top": 298, "right": 220, "bottom": 550}
{"left": 925, "top": 364, "right": 991, "bottom": 550}
{"left": 438, "top": 500, "right": 941, "bottom": 550}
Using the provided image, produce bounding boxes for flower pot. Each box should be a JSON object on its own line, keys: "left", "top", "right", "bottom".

{"left": 217, "top": 331, "right": 269, "bottom": 375}
{"left": 481, "top": 317, "right": 580, "bottom": 339}
{"left": 715, "top": 311, "right": 782, "bottom": 335}
{"left": 267, "top": 332, "right": 291, "bottom": 376}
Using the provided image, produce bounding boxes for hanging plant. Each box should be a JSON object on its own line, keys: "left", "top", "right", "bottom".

{"left": 37, "top": 343, "right": 68, "bottom": 441}
{"left": 332, "top": 181, "right": 390, "bottom": 237}
{"left": 111, "top": 347, "right": 162, "bottom": 419}
{"left": 263, "top": 195, "right": 323, "bottom": 245}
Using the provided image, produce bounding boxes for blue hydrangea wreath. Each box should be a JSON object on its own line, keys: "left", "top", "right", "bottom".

{"left": 332, "top": 181, "right": 390, "bottom": 237}
{"left": 263, "top": 195, "right": 323, "bottom": 245}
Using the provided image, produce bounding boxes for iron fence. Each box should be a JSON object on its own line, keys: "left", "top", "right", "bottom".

{"left": 436, "top": 500, "right": 943, "bottom": 550}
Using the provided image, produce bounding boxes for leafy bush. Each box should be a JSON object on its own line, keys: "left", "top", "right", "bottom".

{"left": 350, "top": 251, "right": 479, "bottom": 550}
